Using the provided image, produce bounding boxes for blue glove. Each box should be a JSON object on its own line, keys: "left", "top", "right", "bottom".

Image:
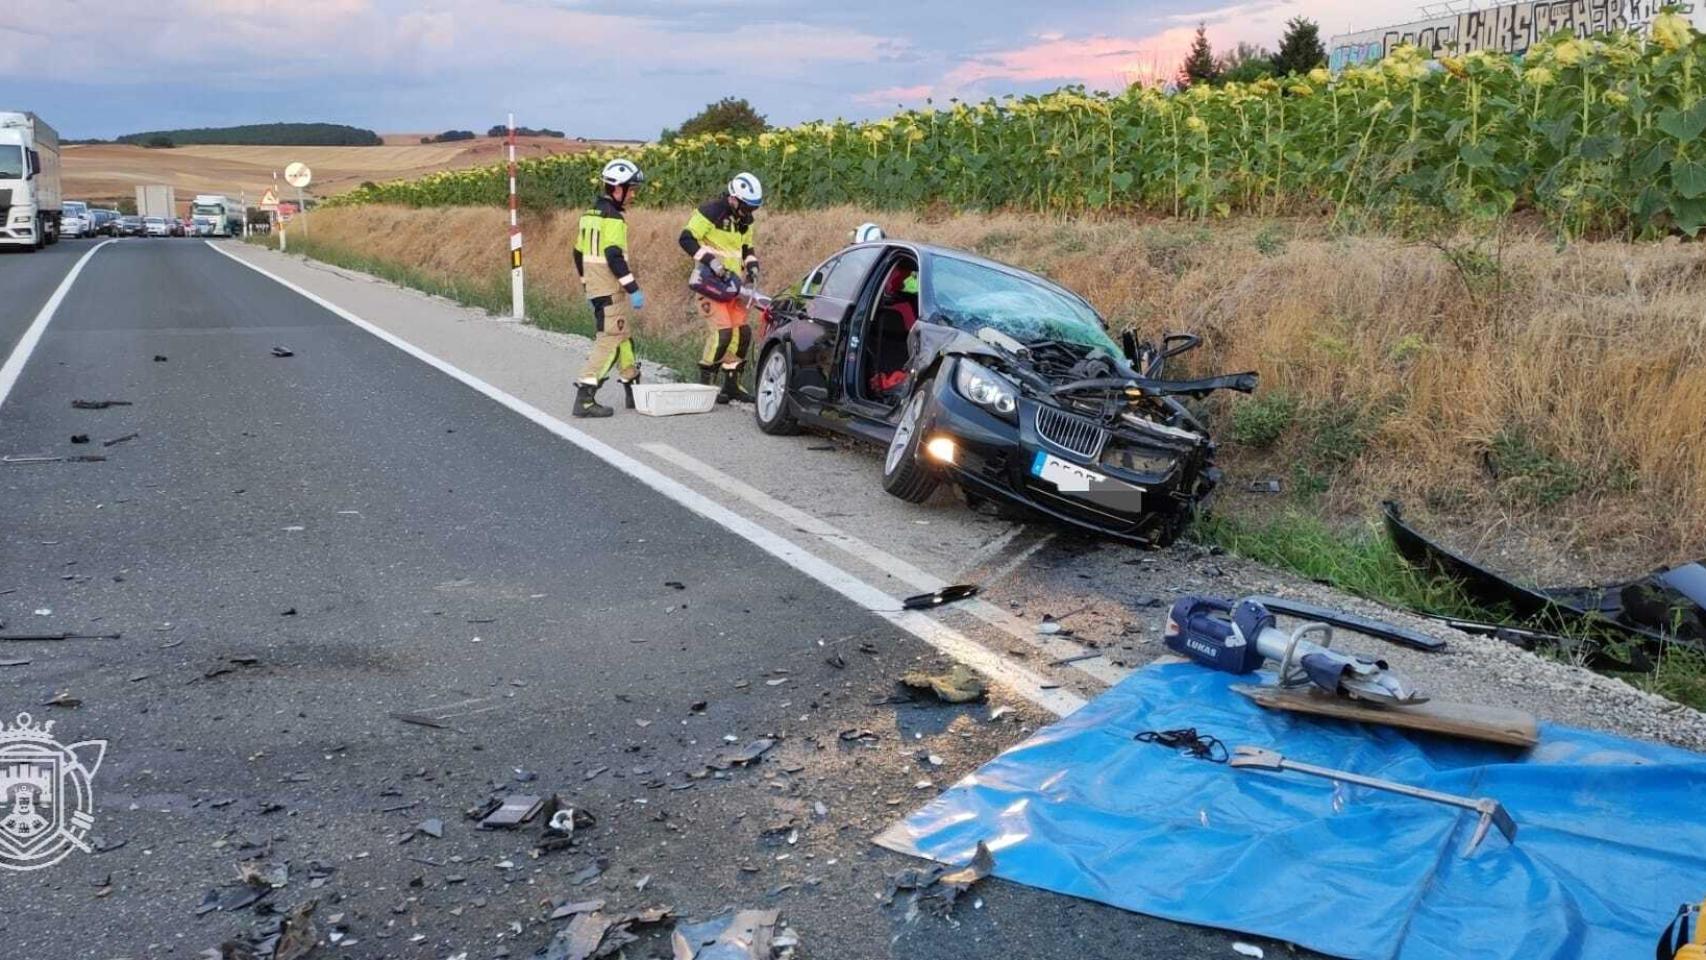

{"left": 629, "top": 290, "right": 646, "bottom": 310}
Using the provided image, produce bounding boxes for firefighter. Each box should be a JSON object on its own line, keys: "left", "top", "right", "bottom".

{"left": 680, "top": 172, "right": 763, "bottom": 404}
{"left": 571, "top": 158, "right": 647, "bottom": 418}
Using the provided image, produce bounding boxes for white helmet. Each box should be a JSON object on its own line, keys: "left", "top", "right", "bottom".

{"left": 727, "top": 172, "right": 764, "bottom": 208}
{"left": 601, "top": 158, "right": 645, "bottom": 187}
{"left": 852, "top": 222, "right": 885, "bottom": 243}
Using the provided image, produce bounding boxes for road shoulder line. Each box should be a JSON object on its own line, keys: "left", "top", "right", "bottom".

{"left": 203, "top": 240, "right": 1085, "bottom": 717}
{"left": 0, "top": 240, "right": 116, "bottom": 411}
{"left": 641, "top": 440, "right": 1129, "bottom": 687}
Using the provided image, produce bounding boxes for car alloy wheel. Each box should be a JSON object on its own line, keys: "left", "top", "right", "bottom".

{"left": 881, "top": 382, "right": 940, "bottom": 503}
{"left": 754, "top": 346, "right": 799, "bottom": 436}
{"left": 886, "top": 390, "right": 924, "bottom": 476}
{"left": 757, "top": 350, "right": 787, "bottom": 422}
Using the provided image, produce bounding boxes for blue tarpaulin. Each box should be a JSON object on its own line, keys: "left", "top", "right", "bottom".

{"left": 875, "top": 663, "right": 1706, "bottom": 960}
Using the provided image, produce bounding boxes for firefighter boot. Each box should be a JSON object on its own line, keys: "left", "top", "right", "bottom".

{"left": 573, "top": 382, "right": 613, "bottom": 418}
{"left": 697, "top": 366, "right": 718, "bottom": 386}
{"left": 717, "top": 365, "right": 755, "bottom": 405}
{"left": 621, "top": 372, "right": 640, "bottom": 410}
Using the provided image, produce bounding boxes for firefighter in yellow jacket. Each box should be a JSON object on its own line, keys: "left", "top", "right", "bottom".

{"left": 571, "top": 159, "right": 648, "bottom": 418}
{"left": 679, "top": 172, "right": 763, "bottom": 404}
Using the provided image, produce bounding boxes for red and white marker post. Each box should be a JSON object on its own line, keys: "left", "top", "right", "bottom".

{"left": 506, "top": 113, "right": 525, "bottom": 321}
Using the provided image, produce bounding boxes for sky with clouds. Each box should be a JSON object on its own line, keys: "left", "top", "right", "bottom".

{"left": 4, "top": 0, "right": 1423, "bottom": 139}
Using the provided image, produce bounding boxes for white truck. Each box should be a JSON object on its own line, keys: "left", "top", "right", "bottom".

{"left": 0, "top": 111, "right": 62, "bottom": 251}
{"left": 136, "top": 184, "right": 177, "bottom": 221}
{"left": 191, "top": 194, "right": 244, "bottom": 237}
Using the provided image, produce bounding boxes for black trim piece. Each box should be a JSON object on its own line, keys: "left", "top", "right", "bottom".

{"left": 1246, "top": 595, "right": 1446, "bottom": 652}
{"left": 1382, "top": 501, "right": 1704, "bottom": 668}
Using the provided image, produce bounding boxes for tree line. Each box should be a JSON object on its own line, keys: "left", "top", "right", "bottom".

{"left": 115, "top": 122, "right": 383, "bottom": 147}
{"left": 1180, "top": 17, "right": 1327, "bottom": 87}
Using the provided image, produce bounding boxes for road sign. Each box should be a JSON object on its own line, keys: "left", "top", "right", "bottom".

{"left": 284, "top": 163, "right": 312, "bottom": 188}
{"left": 278, "top": 201, "right": 298, "bottom": 222}
{"left": 259, "top": 188, "right": 279, "bottom": 209}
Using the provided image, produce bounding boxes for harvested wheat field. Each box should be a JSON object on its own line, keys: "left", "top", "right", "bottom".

{"left": 285, "top": 204, "right": 1706, "bottom": 574}
{"left": 62, "top": 136, "right": 589, "bottom": 207}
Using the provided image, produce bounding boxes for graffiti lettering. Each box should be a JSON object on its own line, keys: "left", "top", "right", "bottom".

{"left": 1330, "top": 0, "right": 1701, "bottom": 69}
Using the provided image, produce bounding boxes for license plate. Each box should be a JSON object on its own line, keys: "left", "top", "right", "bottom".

{"left": 1031, "top": 451, "right": 1144, "bottom": 510}
{"left": 1032, "top": 451, "right": 1107, "bottom": 490}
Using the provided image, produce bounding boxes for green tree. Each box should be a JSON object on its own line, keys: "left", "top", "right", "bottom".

{"left": 1273, "top": 17, "right": 1326, "bottom": 77}
{"left": 1217, "top": 41, "right": 1274, "bottom": 83}
{"left": 1179, "top": 24, "right": 1221, "bottom": 88}
{"left": 143, "top": 134, "right": 175, "bottom": 148}
{"left": 662, "top": 97, "right": 769, "bottom": 142}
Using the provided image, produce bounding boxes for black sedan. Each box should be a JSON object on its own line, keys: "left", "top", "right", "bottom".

{"left": 751, "top": 241, "right": 1256, "bottom": 546}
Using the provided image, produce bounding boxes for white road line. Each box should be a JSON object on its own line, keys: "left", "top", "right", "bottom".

{"left": 641, "top": 441, "right": 1129, "bottom": 686}
{"left": 206, "top": 241, "right": 1086, "bottom": 717}
{"left": 0, "top": 240, "right": 115, "bottom": 412}
{"left": 979, "top": 533, "right": 1056, "bottom": 591}
{"left": 955, "top": 525, "right": 1028, "bottom": 577}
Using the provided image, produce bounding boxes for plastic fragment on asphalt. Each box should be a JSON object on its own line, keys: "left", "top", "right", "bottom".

{"left": 1233, "top": 943, "right": 1264, "bottom": 958}
{"left": 479, "top": 794, "right": 543, "bottom": 829}
{"left": 670, "top": 908, "right": 783, "bottom": 959}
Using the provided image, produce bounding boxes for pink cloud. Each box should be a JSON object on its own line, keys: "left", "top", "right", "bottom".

{"left": 939, "top": 29, "right": 1198, "bottom": 94}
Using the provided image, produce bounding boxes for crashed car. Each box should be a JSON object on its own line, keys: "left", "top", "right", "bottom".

{"left": 751, "top": 240, "right": 1256, "bottom": 546}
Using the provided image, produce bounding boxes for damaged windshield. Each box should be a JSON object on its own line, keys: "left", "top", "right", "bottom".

{"left": 927, "top": 254, "right": 1120, "bottom": 355}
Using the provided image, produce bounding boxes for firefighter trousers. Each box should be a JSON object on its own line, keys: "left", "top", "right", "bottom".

{"left": 579, "top": 295, "right": 639, "bottom": 385}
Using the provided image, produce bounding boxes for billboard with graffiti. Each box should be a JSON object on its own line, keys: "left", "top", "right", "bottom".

{"left": 1330, "top": 0, "right": 1703, "bottom": 69}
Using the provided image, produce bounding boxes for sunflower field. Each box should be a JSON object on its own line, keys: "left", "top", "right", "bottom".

{"left": 336, "top": 18, "right": 1706, "bottom": 237}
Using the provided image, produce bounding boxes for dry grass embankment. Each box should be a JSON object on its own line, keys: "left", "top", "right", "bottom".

{"left": 283, "top": 204, "right": 1706, "bottom": 575}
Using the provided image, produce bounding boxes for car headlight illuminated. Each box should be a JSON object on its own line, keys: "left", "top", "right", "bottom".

{"left": 954, "top": 358, "right": 1019, "bottom": 420}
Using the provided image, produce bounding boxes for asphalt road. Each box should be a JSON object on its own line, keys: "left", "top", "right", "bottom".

{"left": 0, "top": 239, "right": 1266, "bottom": 959}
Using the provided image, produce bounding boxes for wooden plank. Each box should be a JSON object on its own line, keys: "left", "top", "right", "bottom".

{"left": 1233, "top": 684, "right": 1539, "bottom": 749}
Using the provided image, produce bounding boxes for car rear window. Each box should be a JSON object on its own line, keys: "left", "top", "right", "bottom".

{"left": 817, "top": 247, "right": 882, "bottom": 301}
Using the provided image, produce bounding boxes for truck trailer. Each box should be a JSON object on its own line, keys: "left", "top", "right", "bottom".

{"left": 191, "top": 194, "right": 245, "bottom": 237}
{"left": 136, "top": 184, "right": 177, "bottom": 221}
{"left": 0, "top": 111, "right": 62, "bottom": 251}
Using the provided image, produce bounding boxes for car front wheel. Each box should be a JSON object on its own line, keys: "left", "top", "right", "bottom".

{"left": 754, "top": 346, "right": 799, "bottom": 436}
{"left": 881, "top": 381, "right": 940, "bottom": 503}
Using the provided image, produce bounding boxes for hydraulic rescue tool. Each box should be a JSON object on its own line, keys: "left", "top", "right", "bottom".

{"left": 1229, "top": 745, "right": 1518, "bottom": 855}
{"left": 1164, "top": 596, "right": 1426, "bottom": 705}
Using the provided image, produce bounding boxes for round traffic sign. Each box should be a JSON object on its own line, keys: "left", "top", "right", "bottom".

{"left": 284, "top": 162, "right": 313, "bottom": 188}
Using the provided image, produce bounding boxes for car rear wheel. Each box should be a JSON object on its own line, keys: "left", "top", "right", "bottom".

{"left": 754, "top": 346, "right": 799, "bottom": 436}
{"left": 882, "top": 381, "right": 940, "bottom": 503}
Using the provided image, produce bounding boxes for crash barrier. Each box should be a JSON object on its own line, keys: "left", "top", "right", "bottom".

{"left": 877, "top": 661, "right": 1706, "bottom": 960}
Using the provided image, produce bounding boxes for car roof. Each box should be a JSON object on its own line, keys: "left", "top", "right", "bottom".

{"left": 841, "top": 240, "right": 1098, "bottom": 312}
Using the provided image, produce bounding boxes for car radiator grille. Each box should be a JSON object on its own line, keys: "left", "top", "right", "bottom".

{"left": 1034, "top": 405, "right": 1108, "bottom": 459}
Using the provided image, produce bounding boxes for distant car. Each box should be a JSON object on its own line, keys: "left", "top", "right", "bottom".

{"left": 117, "top": 215, "right": 144, "bottom": 237}
{"left": 143, "top": 216, "right": 170, "bottom": 237}
{"left": 60, "top": 200, "right": 92, "bottom": 238}
{"left": 89, "top": 209, "right": 116, "bottom": 236}
{"left": 171, "top": 218, "right": 188, "bottom": 237}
